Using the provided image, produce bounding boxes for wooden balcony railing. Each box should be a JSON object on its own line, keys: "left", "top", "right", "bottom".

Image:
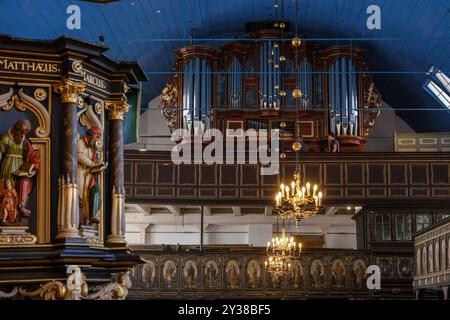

{"left": 124, "top": 151, "right": 450, "bottom": 206}
{"left": 127, "top": 246, "right": 414, "bottom": 299}
{"left": 413, "top": 217, "right": 450, "bottom": 299}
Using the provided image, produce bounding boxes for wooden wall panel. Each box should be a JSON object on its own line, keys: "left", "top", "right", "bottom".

{"left": 125, "top": 151, "right": 450, "bottom": 205}
{"left": 135, "top": 162, "right": 154, "bottom": 185}
{"left": 156, "top": 163, "right": 175, "bottom": 185}
{"left": 367, "top": 164, "right": 385, "bottom": 185}
{"left": 324, "top": 164, "right": 342, "bottom": 186}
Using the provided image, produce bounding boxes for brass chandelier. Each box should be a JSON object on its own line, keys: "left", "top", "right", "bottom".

{"left": 274, "top": 168, "right": 323, "bottom": 227}
{"left": 264, "top": 225, "right": 301, "bottom": 275}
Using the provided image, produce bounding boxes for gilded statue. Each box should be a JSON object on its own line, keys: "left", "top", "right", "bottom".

{"left": 77, "top": 127, "right": 107, "bottom": 225}
{"left": 0, "top": 119, "right": 40, "bottom": 224}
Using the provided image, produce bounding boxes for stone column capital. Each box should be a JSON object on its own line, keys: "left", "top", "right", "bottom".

{"left": 54, "top": 78, "right": 86, "bottom": 104}
{"left": 105, "top": 99, "right": 130, "bottom": 121}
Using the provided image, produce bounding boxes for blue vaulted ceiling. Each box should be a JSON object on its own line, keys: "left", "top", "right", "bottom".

{"left": 0, "top": 0, "right": 449, "bottom": 132}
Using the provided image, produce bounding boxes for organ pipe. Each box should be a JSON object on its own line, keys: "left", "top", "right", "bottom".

{"left": 183, "top": 57, "right": 212, "bottom": 134}
{"left": 328, "top": 57, "right": 359, "bottom": 136}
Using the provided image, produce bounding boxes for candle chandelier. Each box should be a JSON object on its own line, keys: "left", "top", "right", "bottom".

{"left": 264, "top": 225, "right": 301, "bottom": 276}
{"left": 274, "top": 120, "right": 324, "bottom": 226}
{"left": 274, "top": 169, "right": 323, "bottom": 226}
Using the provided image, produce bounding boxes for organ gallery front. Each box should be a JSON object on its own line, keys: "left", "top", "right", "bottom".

{"left": 0, "top": 35, "right": 146, "bottom": 300}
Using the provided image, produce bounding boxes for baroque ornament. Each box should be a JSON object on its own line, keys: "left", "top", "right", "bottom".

{"left": 0, "top": 88, "right": 51, "bottom": 138}
{"left": 160, "top": 78, "right": 179, "bottom": 133}
{"left": 53, "top": 78, "right": 86, "bottom": 104}
{"left": 9, "top": 266, "right": 131, "bottom": 300}
{"left": 105, "top": 99, "right": 130, "bottom": 121}
{"left": 33, "top": 88, "right": 47, "bottom": 101}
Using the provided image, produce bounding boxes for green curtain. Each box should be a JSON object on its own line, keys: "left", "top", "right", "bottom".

{"left": 124, "top": 83, "right": 142, "bottom": 145}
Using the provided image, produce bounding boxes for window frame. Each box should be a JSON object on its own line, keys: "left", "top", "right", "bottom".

{"left": 424, "top": 67, "right": 450, "bottom": 110}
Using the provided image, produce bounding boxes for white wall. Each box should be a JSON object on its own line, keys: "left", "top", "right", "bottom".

{"left": 125, "top": 96, "right": 175, "bottom": 151}
{"left": 365, "top": 100, "right": 415, "bottom": 152}
{"left": 125, "top": 209, "right": 357, "bottom": 249}
{"left": 143, "top": 224, "right": 250, "bottom": 246}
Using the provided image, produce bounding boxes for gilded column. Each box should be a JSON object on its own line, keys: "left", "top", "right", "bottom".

{"left": 105, "top": 99, "right": 129, "bottom": 244}
{"left": 54, "top": 78, "right": 86, "bottom": 239}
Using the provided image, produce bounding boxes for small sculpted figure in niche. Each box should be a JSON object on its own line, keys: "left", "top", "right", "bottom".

{"left": 77, "top": 127, "right": 107, "bottom": 226}
{"left": 0, "top": 179, "right": 18, "bottom": 223}
{"left": 0, "top": 119, "right": 40, "bottom": 224}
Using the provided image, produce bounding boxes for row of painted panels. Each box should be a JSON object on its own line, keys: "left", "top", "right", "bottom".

{"left": 129, "top": 253, "right": 413, "bottom": 291}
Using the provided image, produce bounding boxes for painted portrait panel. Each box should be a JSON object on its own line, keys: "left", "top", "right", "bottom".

{"left": 331, "top": 259, "right": 346, "bottom": 288}
{"left": 377, "top": 257, "right": 393, "bottom": 278}
{"left": 246, "top": 259, "right": 261, "bottom": 289}
{"left": 225, "top": 259, "right": 240, "bottom": 289}
{"left": 204, "top": 260, "right": 220, "bottom": 289}
{"left": 141, "top": 259, "right": 157, "bottom": 288}
{"left": 163, "top": 259, "right": 177, "bottom": 288}
{"left": 397, "top": 257, "right": 413, "bottom": 279}
{"left": 310, "top": 259, "right": 325, "bottom": 288}
{"left": 183, "top": 259, "right": 198, "bottom": 288}
{"left": 290, "top": 259, "right": 303, "bottom": 288}
{"left": 352, "top": 259, "right": 367, "bottom": 288}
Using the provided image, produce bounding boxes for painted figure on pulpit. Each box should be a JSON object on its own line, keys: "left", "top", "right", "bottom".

{"left": 204, "top": 260, "right": 219, "bottom": 288}
{"left": 353, "top": 259, "right": 367, "bottom": 287}
{"left": 331, "top": 259, "right": 346, "bottom": 288}
{"left": 310, "top": 259, "right": 325, "bottom": 288}
{"left": 77, "top": 127, "right": 106, "bottom": 226}
{"left": 291, "top": 260, "right": 302, "bottom": 288}
{"left": 226, "top": 260, "right": 240, "bottom": 288}
{"left": 141, "top": 260, "right": 156, "bottom": 288}
{"left": 0, "top": 119, "right": 39, "bottom": 224}
{"left": 183, "top": 260, "right": 197, "bottom": 288}
{"left": 163, "top": 260, "right": 177, "bottom": 288}
{"left": 246, "top": 260, "right": 260, "bottom": 288}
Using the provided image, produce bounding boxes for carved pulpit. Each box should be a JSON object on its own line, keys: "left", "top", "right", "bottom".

{"left": 0, "top": 35, "right": 147, "bottom": 299}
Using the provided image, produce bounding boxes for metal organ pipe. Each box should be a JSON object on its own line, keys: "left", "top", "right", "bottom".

{"left": 328, "top": 57, "right": 359, "bottom": 136}
{"left": 227, "top": 58, "right": 243, "bottom": 109}
{"left": 182, "top": 57, "right": 213, "bottom": 134}
{"left": 258, "top": 41, "right": 281, "bottom": 109}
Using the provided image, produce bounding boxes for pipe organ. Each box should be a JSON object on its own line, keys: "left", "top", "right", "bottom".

{"left": 161, "top": 22, "right": 381, "bottom": 152}
{"left": 182, "top": 57, "right": 213, "bottom": 135}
